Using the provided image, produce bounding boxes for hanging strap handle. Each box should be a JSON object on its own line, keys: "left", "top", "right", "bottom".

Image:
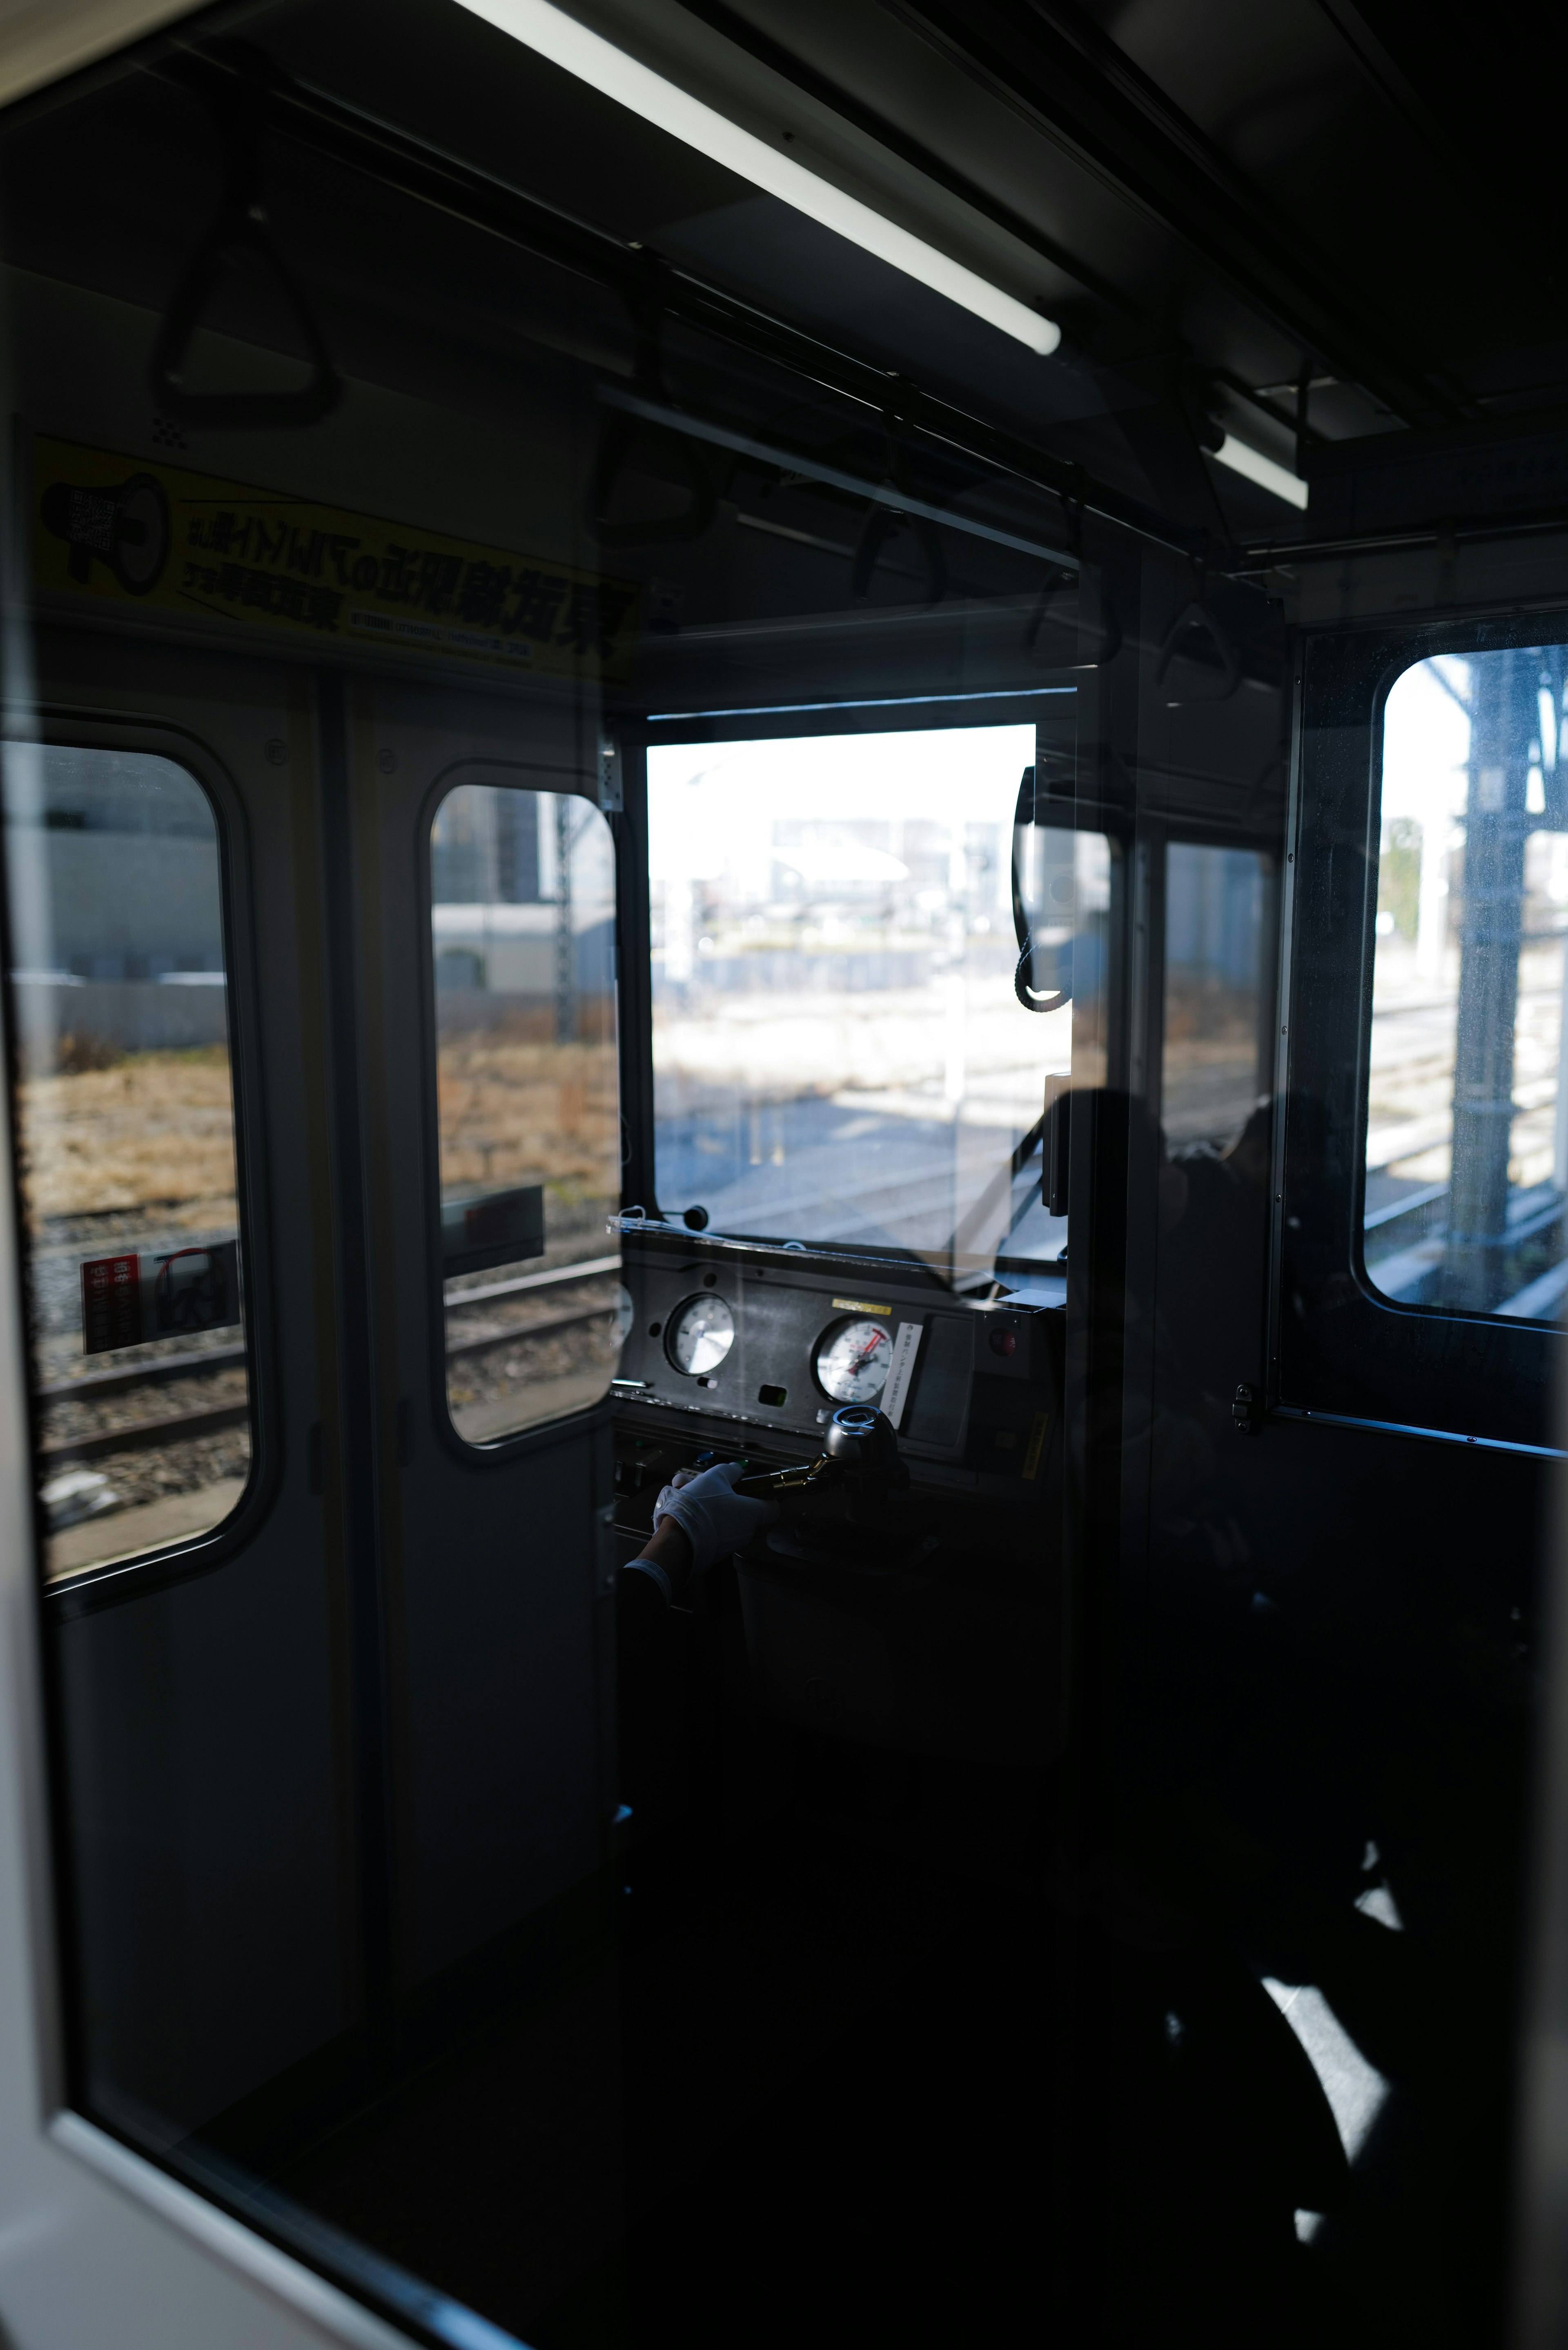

{"left": 1012, "top": 765, "right": 1071, "bottom": 1014}
{"left": 149, "top": 80, "right": 341, "bottom": 429}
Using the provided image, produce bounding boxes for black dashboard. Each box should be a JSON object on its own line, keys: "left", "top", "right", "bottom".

{"left": 609, "top": 1229, "right": 1067, "bottom": 1771}
{"left": 614, "top": 1228, "right": 1065, "bottom": 1499}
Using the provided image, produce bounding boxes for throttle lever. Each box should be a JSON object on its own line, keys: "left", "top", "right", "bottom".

{"left": 827, "top": 1404, "right": 908, "bottom": 1521}
{"left": 734, "top": 1454, "right": 838, "bottom": 1501}
{"left": 735, "top": 1407, "right": 906, "bottom": 1523}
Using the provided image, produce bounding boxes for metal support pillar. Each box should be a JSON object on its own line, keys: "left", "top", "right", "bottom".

{"left": 1444, "top": 648, "right": 1533, "bottom": 1311}
{"left": 554, "top": 792, "right": 574, "bottom": 1046}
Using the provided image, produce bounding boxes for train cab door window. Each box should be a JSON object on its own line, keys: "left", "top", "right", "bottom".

{"left": 646, "top": 721, "right": 1095, "bottom": 1279}
{"left": 3, "top": 745, "right": 252, "bottom": 1581}
{"left": 1364, "top": 645, "right": 1568, "bottom": 1320}
{"left": 430, "top": 778, "right": 622, "bottom": 1444}
{"left": 1152, "top": 838, "right": 1278, "bottom": 1416}
{"left": 1282, "top": 621, "right": 1568, "bottom": 1444}
{"left": 1162, "top": 843, "right": 1276, "bottom": 1153}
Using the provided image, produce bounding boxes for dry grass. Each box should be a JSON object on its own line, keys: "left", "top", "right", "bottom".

{"left": 18, "top": 1047, "right": 238, "bottom": 1229}
{"left": 17, "top": 1033, "right": 622, "bottom": 1232}
{"left": 437, "top": 1033, "right": 619, "bottom": 1198}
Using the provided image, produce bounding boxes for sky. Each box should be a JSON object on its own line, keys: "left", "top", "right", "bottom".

{"left": 1380, "top": 656, "right": 1471, "bottom": 837}
{"left": 646, "top": 722, "right": 1038, "bottom": 894}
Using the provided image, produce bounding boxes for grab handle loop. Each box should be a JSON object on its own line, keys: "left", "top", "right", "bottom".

{"left": 1011, "top": 765, "right": 1071, "bottom": 1014}
{"left": 590, "top": 254, "right": 719, "bottom": 546}
{"left": 150, "top": 83, "right": 341, "bottom": 429}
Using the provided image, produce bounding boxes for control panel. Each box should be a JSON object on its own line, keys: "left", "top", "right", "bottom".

{"left": 614, "top": 1231, "right": 1063, "bottom": 1499}
{"left": 610, "top": 1237, "right": 1066, "bottom": 1770}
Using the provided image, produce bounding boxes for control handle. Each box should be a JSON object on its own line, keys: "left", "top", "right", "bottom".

{"left": 735, "top": 1406, "right": 907, "bottom": 1523}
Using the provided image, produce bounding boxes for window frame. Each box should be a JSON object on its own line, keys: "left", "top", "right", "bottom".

{"left": 417, "top": 756, "right": 626, "bottom": 1465}
{"left": 5, "top": 715, "right": 278, "bottom": 1612}
{"left": 1273, "top": 613, "right": 1568, "bottom": 1454}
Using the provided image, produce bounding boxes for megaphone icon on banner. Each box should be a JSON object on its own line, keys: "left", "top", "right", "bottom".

{"left": 40, "top": 470, "right": 171, "bottom": 596}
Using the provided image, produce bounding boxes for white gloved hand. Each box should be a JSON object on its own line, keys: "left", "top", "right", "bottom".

{"left": 652, "top": 1460, "right": 776, "bottom": 1574}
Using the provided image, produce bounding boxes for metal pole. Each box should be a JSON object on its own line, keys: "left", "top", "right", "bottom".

{"left": 1444, "top": 649, "right": 1533, "bottom": 1311}
{"left": 554, "top": 794, "right": 575, "bottom": 1046}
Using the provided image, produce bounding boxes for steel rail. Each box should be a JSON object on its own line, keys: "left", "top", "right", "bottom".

{"left": 37, "top": 1303, "right": 620, "bottom": 1462}
{"left": 37, "top": 1344, "right": 246, "bottom": 1404}
{"left": 443, "top": 1254, "right": 621, "bottom": 1308}
{"left": 444, "top": 1302, "right": 616, "bottom": 1363}
{"left": 40, "top": 1402, "right": 249, "bottom": 1468}
{"left": 38, "top": 1260, "right": 618, "bottom": 1387}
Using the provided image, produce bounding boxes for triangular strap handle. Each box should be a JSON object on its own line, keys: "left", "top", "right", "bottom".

{"left": 849, "top": 502, "right": 947, "bottom": 605}
{"left": 1155, "top": 597, "right": 1240, "bottom": 698}
{"left": 589, "top": 406, "right": 718, "bottom": 547}
{"left": 589, "top": 254, "right": 719, "bottom": 545}
{"left": 150, "top": 205, "right": 342, "bottom": 430}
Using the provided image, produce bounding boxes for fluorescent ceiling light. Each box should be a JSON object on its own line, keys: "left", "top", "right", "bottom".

{"left": 1212, "top": 433, "right": 1309, "bottom": 511}
{"left": 453, "top": 0, "right": 1061, "bottom": 355}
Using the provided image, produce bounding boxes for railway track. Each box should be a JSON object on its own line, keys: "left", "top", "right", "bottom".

{"left": 37, "top": 1258, "right": 619, "bottom": 1467}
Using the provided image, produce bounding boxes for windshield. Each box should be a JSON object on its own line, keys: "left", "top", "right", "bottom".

{"left": 647, "top": 720, "right": 1092, "bottom": 1280}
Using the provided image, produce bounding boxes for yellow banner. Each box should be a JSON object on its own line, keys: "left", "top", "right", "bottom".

{"left": 32, "top": 435, "right": 640, "bottom": 682}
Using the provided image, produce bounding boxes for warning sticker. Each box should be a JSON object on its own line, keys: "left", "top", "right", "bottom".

{"left": 81, "top": 1240, "right": 242, "bottom": 1355}
{"left": 33, "top": 435, "right": 640, "bottom": 682}
{"left": 882, "top": 1322, "right": 924, "bottom": 1430}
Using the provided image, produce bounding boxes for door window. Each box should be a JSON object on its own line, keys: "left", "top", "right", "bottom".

{"left": 1365, "top": 646, "right": 1568, "bottom": 1318}
{"left": 1162, "top": 841, "right": 1276, "bottom": 1150}
{"left": 429, "top": 779, "right": 623, "bottom": 1443}
{"left": 4, "top": 745, "right": 252, "bottom": 1580}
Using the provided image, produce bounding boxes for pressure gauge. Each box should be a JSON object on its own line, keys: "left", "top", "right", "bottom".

{"left": 666, "top": 1292, "right": 736, "bottom": 1377}
{"left": 815, "top": 1317, "right": 893, "bottom": 1405}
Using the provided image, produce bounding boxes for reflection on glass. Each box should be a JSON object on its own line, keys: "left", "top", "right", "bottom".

{"left": 1162, "top": 843, "right": 1274, "bottom": 1149}
{"left": 3, "top": 746, "right": 251, "bottom": 1579}
{"left": 1365, "top": 647, "right": 1568, "bottom": 1317}
{"left": 431, "top": 783, "right": 622, "bottom": 1442}
{"left": 647, "top": 722, "right": 1091, "bottom": 1278}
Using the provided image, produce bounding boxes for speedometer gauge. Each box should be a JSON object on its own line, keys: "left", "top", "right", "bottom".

{"left": 667, "top": 1292, "right": 736, "bottom": 1377}
{"left": 815, "top": 1317, "right": 893, "bottom": 1404}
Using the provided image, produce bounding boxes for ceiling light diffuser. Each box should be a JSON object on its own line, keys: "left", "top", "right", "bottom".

{"left": 454, "top": 0, "right": 1061, "bottom": 355}
{"left": 1212, "top": 433, "right": 1309, "bottom": 511}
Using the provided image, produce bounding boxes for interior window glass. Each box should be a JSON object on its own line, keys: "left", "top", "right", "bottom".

{"left": 4, "top": 745, "right": 252, "bottom": 1581}
{"left": 1365, "top": 646, "right": 1568, "bottom": 1316}
{"left": 647, "top": 721, "right": 1081, "bottom": 1279}
{"left": 430, "top": 781, "right": 622, "bottom": 1443}
{"left": 1162, "top": 841, "right": 1275, "bottom": 1150}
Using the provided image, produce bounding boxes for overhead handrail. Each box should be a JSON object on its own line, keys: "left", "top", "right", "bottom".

{"left": 600, "top": 385, "right": 1077, "bottom": 571}
{"left": 148, "top": 45, "right": 1208, "bottom": 568}
{"left": 849, "top": 391, "right": 948, "bottom": 605}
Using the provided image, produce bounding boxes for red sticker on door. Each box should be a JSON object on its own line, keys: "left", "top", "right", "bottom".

{"left": 80, "top": 1241, "right": 242, "bottom": 1354}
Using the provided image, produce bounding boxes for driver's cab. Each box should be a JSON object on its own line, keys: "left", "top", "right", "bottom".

{"left": 0, "top": 5, "right": 1555, "bottom": 2349}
